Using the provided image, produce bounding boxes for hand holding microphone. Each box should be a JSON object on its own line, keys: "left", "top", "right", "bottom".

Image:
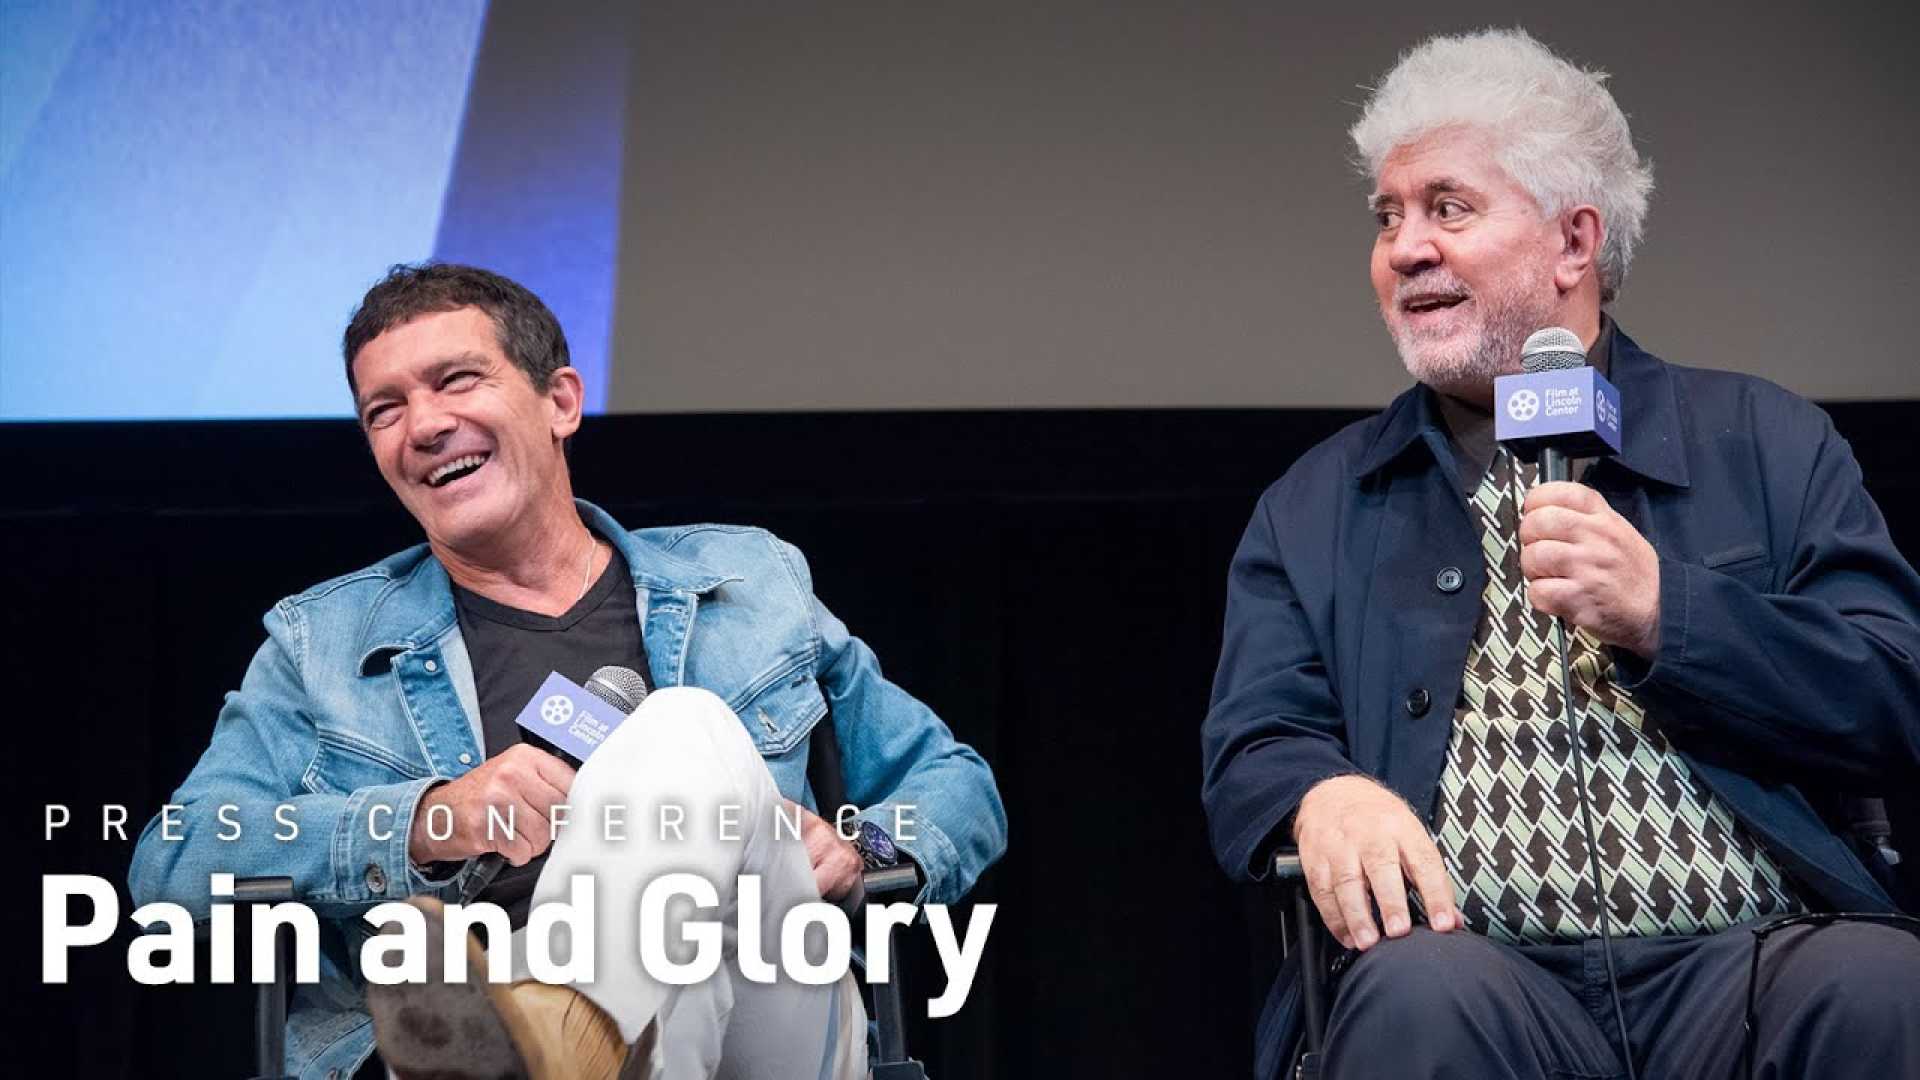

{"left": 425, "top": 665, "right": 649, "bottom": 902}
{"left": 1518, "top": 482, "right": 1661, "bottom": 657}
{"left": 1496, "top": 327, "right": 1660, "bottom": 657}
{"left": 407, "top": 745, "right": 577, "bottom": 867}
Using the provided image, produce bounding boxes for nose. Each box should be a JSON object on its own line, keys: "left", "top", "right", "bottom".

{"left": 405, "top": 392, "right": 457, "bottom": 451}
{"left": 1387, "top": 214, "right": 1441, "bottom": 278}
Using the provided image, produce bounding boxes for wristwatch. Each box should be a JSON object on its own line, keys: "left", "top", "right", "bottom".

{"left": 850, "top": 819, "right": 899, "bottom": 871}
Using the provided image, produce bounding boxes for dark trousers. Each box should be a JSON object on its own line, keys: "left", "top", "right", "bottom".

{"left": 1321, "top": 920, "right": 1920, "bottom": 1080}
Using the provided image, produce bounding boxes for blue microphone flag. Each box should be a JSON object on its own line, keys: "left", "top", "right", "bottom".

{"left": 514, "top": 671, "right": 634, "bottom": 762}
{"left": 1493, "top": 366, "right": 1623, "bottom": 459}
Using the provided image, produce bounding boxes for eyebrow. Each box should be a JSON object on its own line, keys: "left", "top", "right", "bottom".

{"left": 356, "top": 352, "right": 492, "bottom": 413}
{"left": 1367, "top": 177, "right": 1476, "bottom": 214}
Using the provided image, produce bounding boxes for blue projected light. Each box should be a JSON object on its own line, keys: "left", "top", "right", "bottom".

{"left": 430, "top": 6, "right": 631, "bottom": 417}
{"left": 1, "top": 2, "right": 490, "bottom": 419}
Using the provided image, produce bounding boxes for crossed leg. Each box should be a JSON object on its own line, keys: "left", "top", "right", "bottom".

{"left": 372, "top": 687, "right": 865, "bottom": 1080}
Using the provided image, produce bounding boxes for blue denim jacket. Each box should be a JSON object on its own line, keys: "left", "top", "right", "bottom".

{"left": 129, "top": 501, "right": 1007, "bottom": 1080}
{"left": 1201, "top": 328, "right": 1920, "bottom": 1077}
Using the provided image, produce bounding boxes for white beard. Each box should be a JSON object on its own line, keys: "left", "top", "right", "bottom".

{"left": 1386, "top": 259, "right": 1560, "bottom": 400}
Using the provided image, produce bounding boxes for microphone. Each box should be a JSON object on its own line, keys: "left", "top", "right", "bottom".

{"left": 583, "top": 665, "right": 649, "bottom": 716}
{"left": 1493, "top": 326, "right": 1622, "bottom": 483}
{"left": 1492, "top": 326, "right": 1639, "bottom": 1080}
{"left": 457, "top": 664, "right": 649, "bottom": 904}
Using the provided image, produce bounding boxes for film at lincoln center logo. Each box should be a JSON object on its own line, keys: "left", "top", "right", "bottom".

{"left": 1506, "top": 389, "right": 1540, "bottom": 422}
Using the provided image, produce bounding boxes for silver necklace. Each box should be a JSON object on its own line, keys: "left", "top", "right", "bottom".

{"left": 576, "top": 533, "right": 599, "bottom": 603}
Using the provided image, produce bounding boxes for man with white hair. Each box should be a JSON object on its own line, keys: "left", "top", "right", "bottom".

{"left": 1202, "top": 28, "right": 1920, "bottom": 1079}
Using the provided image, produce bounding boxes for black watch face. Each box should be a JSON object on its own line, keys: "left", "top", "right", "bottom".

{"left": 858, "top": 820, "right": 897, "bottom": 866}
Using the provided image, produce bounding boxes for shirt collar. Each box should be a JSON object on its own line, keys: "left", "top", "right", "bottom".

{"left": 1350, "top": 320, "right": 1691, "bottom": 489}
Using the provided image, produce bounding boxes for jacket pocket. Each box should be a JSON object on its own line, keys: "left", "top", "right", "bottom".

{"left": 302, "top": 730, "right": 430, "bottom": 796}
{"left": 730, "top": 658, "right": 827, "bottom": 756}
{"left": 1702, "top": 542, "right": 1774, "bottom": 590}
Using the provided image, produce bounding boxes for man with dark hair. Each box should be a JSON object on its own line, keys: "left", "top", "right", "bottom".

{"left": 1201, "top": 29, "right": 1919, "bottom": 1080}
{"left": 342, "top": 264, "right": 572, "bottom": 398}
{"left": 131, "top": 262, "right": 1006, "bottom": 1080}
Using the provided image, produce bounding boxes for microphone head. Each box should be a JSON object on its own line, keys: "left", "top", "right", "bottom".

{"left": 1495, "top": 325, "right": 1622, "bottom": 461}
{"left": 584, "top": 665, "right": 649, "bottom": 713}
{"left": 1521, "top": 327, "right": 1585, "bottom": 373}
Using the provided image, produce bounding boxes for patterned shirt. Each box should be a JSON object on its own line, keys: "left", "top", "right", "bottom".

{"left": 1430, "top": 448, "right": 1802, "bottom": 943}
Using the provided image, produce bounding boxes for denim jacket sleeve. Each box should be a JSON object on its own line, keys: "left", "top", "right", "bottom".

{"left": 128, "top": 600, "right": 452, "bottom": 921}
{"left": 780, "top": 541, "right": 1007, "bottom": 905}
{"left": 1201, "top": 479, "right": 1359, "bottom": 882}
{"left": 1614, "top": 410, "right": 1920, "bottom": 788}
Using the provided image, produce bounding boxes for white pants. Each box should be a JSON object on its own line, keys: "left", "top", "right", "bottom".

{"left": 508, "top": 686, "right": 867, "bottom": 1080}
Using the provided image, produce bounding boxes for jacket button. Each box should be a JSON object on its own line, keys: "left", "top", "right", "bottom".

{"left": 1435, "top": 566, "right": 1464, "bottom": 593}
{"left": 424, "top": 659, "right": 439, "bottom": 674}
{"left": 365, "top": 863, "right": 388, "bottom": 895}
{"left": 1405, "top": 688, "right": 1432, "bottom": 717}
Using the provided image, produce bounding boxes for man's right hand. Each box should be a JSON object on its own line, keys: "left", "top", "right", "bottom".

{"left": 408, "top": 745, "right": 577, "bottom": 866}
{"left": 1291, "top": 774, "right": 1459, "bottom": 951}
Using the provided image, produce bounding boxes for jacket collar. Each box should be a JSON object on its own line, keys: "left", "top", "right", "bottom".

{"left": 578, "top": 500, "right": 740, "bottom": 596}
{"left": 1603, "top": 326, "right": 1692, "bottom": 488}
{"left": 1350, "top": 322, "right": 1691, "bottom": 489}
{"left": 355, "top": 498, "right": 736, "bottom": 673}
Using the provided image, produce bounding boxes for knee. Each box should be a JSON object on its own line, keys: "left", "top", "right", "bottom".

{"left": 1329, "top": 928, "right": 1506, "bottom": 1031}
{"left": 630, "top": 684, "right": 733, "bottom": 727}
{"left": 596, "top": 686, "right": 752, "bottom": 759}
{"left": 1763, "top": 921, "right": 1920, "bottom": 1038}
{"left": 574, "top": 686, "right": 764, "bottom": 802}
{"left": 1321, "top": 929, "right": 1557, "bottom": 1079}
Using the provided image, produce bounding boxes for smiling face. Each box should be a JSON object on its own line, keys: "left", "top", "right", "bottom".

{"left": 1368, "top": 130, "right": 1571, "bottom": 401}
{"left": 351, "top": 306, "right": 583, "bottom": 557}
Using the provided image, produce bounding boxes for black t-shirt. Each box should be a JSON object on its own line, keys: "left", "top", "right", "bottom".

{"left": 451, "top": 543, "right": 652, "bottom": 926}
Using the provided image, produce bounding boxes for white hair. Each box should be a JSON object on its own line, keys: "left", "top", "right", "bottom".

{"left": 1350, "top": 28, "right": 1654, "bottom": 302}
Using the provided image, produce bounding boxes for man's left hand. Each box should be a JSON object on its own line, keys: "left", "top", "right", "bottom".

{"left": 788, "top": 800, "right": 864, "bottom": 902}
{"left": 1518, "top": 481, "right": 1661, "bottom": 657}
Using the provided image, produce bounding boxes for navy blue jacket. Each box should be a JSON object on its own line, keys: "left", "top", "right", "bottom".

{"left": 1201, "top": 327, "right": 1920, "bottom": 1076}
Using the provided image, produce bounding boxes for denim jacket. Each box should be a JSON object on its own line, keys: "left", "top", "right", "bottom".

{"left": 129, "top": 500, "right": 1007, "bottom": 1080}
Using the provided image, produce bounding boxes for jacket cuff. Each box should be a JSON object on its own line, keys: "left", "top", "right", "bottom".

{"left": 856, "top": 802, "right": 956, "bottom": 906}
{"left": 1611, "top": 556, "right": 1691, "bottom": 692}
{"left": 333, "top": 776, "right": 445, "bottom": 903}
{"left": 1237, "top": 767, "right": 1367, "bottom": 881}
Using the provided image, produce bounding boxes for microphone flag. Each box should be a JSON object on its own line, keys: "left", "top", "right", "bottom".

{"left": 514, "top": 670, "right": 634, "bottom": 762}
{"left": 1493, "top": 365, "right": 1623, "bottom": 461}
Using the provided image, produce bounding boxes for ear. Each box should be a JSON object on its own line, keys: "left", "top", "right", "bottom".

{"left": 546, "top": 366, "right": 586, "bottom": 442}
{"left": 1554, "top": 205, "right": 1604, "bottom": 294}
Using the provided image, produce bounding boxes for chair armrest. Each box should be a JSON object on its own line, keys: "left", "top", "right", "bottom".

{"left": 863, "top": 864, "right": 920, "bottom": 898}
{"left": 231, "top": 876, "right": 296, "bottom": 905}
{"left": 1273, "top": 848, "right": 1305, "bottom": 882}
{"left": 1268, "top": 848, "right": 1329, "bottom": 1054}
{"left": 233, "top": 877, "right": 297, "bottom": 1079}
{"left": 861, "top": 865, "right": 925, "bottom": 1070}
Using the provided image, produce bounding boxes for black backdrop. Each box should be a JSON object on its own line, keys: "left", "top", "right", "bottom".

{"left": 11, "top": 405, "right": 1918, "bottom": 1078}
